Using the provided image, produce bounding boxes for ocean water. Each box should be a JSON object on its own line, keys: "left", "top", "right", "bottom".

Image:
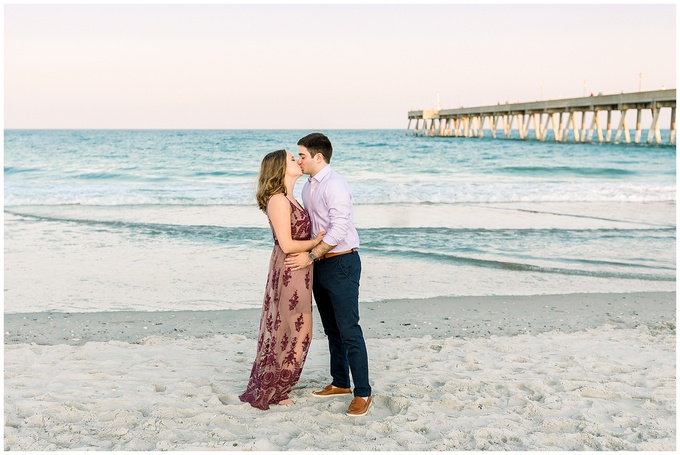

{"left": 4, "top": 129, "right": 676, "bottom": 313}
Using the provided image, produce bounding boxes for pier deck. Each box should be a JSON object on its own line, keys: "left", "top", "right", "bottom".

{"left": 407, "top": 89, "right": 676, "bottom": 145}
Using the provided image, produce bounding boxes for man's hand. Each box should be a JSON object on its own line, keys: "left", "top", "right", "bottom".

{"left": 284, "top": 252, "right": 312, "bottom": 271}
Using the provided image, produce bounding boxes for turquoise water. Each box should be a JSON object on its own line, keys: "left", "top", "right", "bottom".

{"left": 4, "top": 130, "right": 676, "bottom": 313}
{"left": 4, "top": 129, "right": 675, "bottom": 205}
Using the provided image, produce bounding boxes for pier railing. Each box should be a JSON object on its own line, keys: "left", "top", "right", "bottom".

{"left": 407, "top": 89, "right": 676, "bottom": 145}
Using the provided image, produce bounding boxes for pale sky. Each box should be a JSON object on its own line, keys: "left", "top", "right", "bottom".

{"left": 4, "top": 3, "right": 677, "bottom": 129}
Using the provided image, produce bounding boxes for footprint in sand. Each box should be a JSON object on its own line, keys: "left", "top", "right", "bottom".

{"left": 380, "top": 396, "right": 410, "bottom": 415}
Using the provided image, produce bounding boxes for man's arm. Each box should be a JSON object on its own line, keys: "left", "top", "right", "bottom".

{"left": 284, "top": 240, "right": 334, "bottom": 271}
{"left": 310, "top": 241, "right": 334, "bottom": 261}
{"left": 317, "top": 180, "right": 352, "bottom": 247}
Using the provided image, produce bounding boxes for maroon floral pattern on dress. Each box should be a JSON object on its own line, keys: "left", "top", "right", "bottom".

{"left": 239, "top": 200, "right": 314, "bottom": 410}
{"left": 289, "top": 290, "right": 299, "bottom": 311}
{"left": 295, "top": 313, "right": 304, "bottom": 332}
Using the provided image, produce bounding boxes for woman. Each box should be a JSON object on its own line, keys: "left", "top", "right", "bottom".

{"left": 239, "top": 149, "right": 325, "bottom": 410}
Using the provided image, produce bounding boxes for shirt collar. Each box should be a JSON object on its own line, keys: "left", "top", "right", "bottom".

{"left": 310, "top": 164, "right": 332, "bottom": 183}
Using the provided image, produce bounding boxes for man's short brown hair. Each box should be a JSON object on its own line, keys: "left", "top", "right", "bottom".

{"left": 297, "top": 132, "right": 333, "bottom": 163}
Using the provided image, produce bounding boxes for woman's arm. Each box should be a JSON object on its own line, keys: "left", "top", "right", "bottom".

{"left": 267, "top": 194, "right": 324, "bottom": 254}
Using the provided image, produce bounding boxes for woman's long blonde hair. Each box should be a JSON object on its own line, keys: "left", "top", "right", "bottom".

{"left": 256, "top": 149, "right": 287, "bottom": 212}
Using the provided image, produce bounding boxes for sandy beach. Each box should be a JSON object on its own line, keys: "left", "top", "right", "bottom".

{"left": 4, "top": 2, "right": 676, "bottom": 452}
{"left": 4, "top": 291, "right": 676, "bottom": 450}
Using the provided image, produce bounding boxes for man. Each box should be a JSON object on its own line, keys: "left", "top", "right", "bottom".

{"left": 284, "top": 132, "right": 372, "bottom": 417}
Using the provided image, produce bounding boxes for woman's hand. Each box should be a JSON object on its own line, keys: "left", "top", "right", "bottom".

{"left": 314, "top": 231, "right": 326, "bottom": 246}
{"left": 284, "top": 252, "right": 309, "bottom": 271}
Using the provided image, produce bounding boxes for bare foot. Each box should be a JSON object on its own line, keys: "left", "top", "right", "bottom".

{"left": 276, "top": 398, "right": 294, "bottom": 406}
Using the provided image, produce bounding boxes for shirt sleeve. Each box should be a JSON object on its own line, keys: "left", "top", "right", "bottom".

{"left": 321, "top": 177, "right": 353, "bottom": 247}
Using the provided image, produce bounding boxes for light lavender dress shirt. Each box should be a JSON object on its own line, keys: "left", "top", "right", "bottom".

{"left": 301, "top": 165, "right": 360, "bottom": 253}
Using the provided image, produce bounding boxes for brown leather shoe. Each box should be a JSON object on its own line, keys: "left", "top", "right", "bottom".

{"left": 312, "top": 384, "right": 352, "bottom": 398}
{"left": 346, "top": 396, "right": 372, "bottom": 416}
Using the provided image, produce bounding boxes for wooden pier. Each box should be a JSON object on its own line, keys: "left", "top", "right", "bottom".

{"left": 407, "top": 89, "right": 676, "bottom": 145}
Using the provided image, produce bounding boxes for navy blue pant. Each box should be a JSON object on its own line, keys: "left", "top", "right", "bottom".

{"left": 313, "top": 251, "right": 371, "bottom": 397}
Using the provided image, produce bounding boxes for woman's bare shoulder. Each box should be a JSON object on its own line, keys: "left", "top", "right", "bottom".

{"left": 266, "top": 193, "right": 291, "bottom": 215}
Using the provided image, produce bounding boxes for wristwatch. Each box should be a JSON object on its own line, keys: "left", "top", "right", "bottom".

{"left": 308, "top": 252, "right": 317, "bottom": 262}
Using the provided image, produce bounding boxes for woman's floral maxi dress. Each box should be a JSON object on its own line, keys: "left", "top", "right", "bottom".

{"left": 239, "top": 200, "right": 313, "bottom": 410}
